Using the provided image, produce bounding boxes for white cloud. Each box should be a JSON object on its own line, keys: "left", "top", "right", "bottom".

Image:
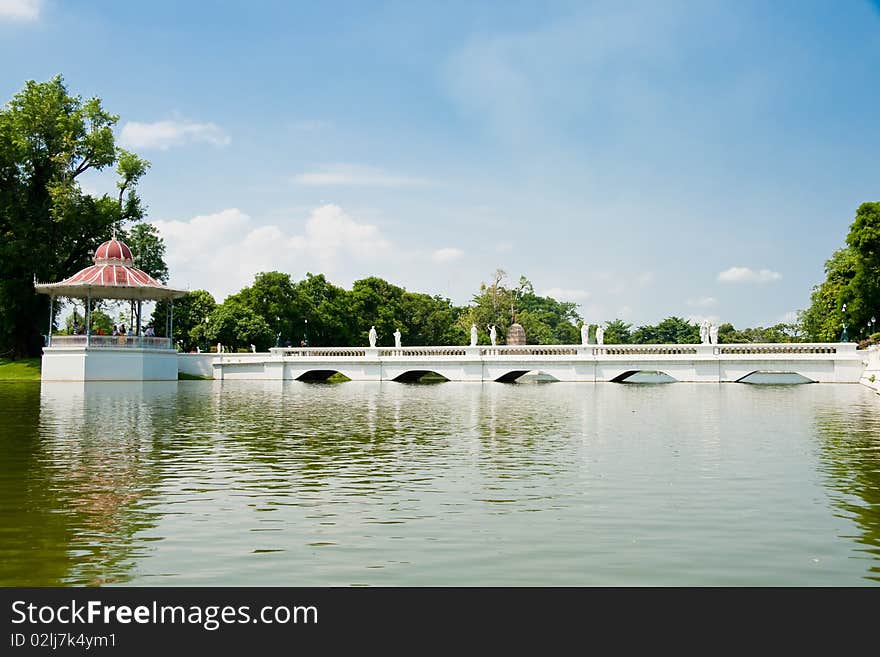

{"left": 717, "top": 267, "right": 782, "bottom": 283}
{"left": 293, "top": 164, "right": 433, "bottom": 188}
{"left": 687, "top": 296, "right": 717, "bottom": 308}
{"left": 0, "top": 0, "right": 40, "bottom": 20}
{"left": 778, "top": 311, "right": 799, "bottom": 324}
{"left": 119, "top": 119, "right": 230, "bottom": 150}
{"left": 542, "top": 287, "right": 591, "bottom": 302}
{"left": 154, "top": 204, "right": 391, "bottom": 300}
{"left": 431, "top": 247, "right": 464, "bottom": 263}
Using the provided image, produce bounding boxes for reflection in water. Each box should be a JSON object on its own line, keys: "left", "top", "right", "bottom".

{"left": 814, "top": 392, "right": 880, "bottom": 582}
{"left": 0, "top": 380, "right": 878, "bottom": 585}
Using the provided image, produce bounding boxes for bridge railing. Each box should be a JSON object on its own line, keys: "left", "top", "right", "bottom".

{"left": 481, "top": 346, "right": 579, "bottom": 356}
{"left": 265, "top": 342, "right": 857, "bottom": 359}
{"left": 593, "top": 345, "right": 699, "bottom": 356}
{"left": 269, "top": 347, "right": 367, "bottom": 357}
{"left": 717, "top": 344, "right": 843, "bottom": 355}
{"left": 380, "top": 347, "right": 468, "bottom": 357}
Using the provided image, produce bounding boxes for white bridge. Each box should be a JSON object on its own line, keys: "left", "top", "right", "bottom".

{"left": 178, "top": 342, "right": 866, "bottom": 384}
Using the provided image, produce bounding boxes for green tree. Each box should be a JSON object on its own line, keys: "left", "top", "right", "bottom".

{"left": 293, "top": 273, "right": 353, "bottom": 346}
{"left": 799, "top": 247, "right": 857, "bottom": 341}
{"left": 843, "top": 202, "right": 880, "bottom": 336}
{"left": 227, "top": 271, "right": 299, "bottom": 344}
{"left": 204, "top": 302, "right": 274, "bottom": 352}
{"left": 632, "top": 317, "right": 699, "bottom": 344}
{"left": 121, "top": 222, "right": 168, "bottom": 282}
{"left": 602, "top": 319, "right": 633, "bottom": 344}
{"left": 0, "top": 76, "right": 149, "bottom": 357}
{"left": 348, "top": 276, "right": 407, "bottom": 346}
{"left": 459, "top": 272, "right": 581, "bottom": 344}
{"left": 717, "top": 322, "right": 801, "bottom": 343}
{"left": 151, "top": 289, "right": 217, "bottom": 351}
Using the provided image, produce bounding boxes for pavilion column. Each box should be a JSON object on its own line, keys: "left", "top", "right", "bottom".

{"left": 136, "top": 300, "right": 142, "bottom": 343}
{"left": 85, "top": 294, "right": 91, "bottom": 347}
{"left": 47, "top": 296, "right": 54, "bottom": 347}
{"left": 170, "top": 299, "right": 174, "bottom": 348}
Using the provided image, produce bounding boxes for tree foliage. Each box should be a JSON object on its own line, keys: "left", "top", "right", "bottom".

{"left": 121, "top": 222, "right": 168, "bottom": 282}
{"left": 0, "top": 76, "right": 150, "bottom": 356}
{"left": 458, "top": 271, "right": 581, "bottom": 344}
{"left": 631, "top": 317, "right": 699, "bottom": 344}
{"left": 203, "top": 302, "right": 274, "bottom": 352}
{"left": 800, "top": 202, "right": 880, "bottom": 342}
{"left": 151, "top": 289, "right": 216, "bottom": 351}
{"left": 602, "top": 319, "right": 633, "bottom": 344}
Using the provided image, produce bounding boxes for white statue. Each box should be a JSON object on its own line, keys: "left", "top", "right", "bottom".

{"left": 596, "top": 324, "right": 605, "bottom": 346}
{"left": 470, "top": 324, "right": 478, "bottom": 347}
{"left": 394, "top": 328, "right": 402, "bottom": 348}
{"left": 251, "top": 344, "right": 256, "bottom": 353}
{"left": 709, "top": 324, "right": 719, "bottom": 345}
{"left": 488, "top": 325, "right": 497, "bottom": 346}
{"left": 700, "top": 320, "right": 710, "bottom": 345}
{"left": 581, "top": 323, "right": 590, "bottom": 346}
{"left": 216, "top": 342, "right": 222, "bottom": 354}
{"left": 368, "top": 325, "right": 377, "bottom": 348}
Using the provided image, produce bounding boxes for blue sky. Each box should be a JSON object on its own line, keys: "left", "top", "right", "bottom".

{"left": 2, "top": 0, "right": 879, "bottom": 328}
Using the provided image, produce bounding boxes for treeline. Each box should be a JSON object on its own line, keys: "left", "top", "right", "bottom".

{"left": 150, "top": 270, "right": 804, "bottom": 352}
{"left": 151, "top": 270, "right": 582, "bottom": 351}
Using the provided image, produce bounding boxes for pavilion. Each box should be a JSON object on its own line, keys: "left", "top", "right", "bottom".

{"left": 35, "top": 237, "right": 187, "bottom": 381}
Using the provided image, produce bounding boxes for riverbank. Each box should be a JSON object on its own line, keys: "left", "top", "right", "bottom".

{"left": 0, "top": 358, "right": 41, "bottom": 382}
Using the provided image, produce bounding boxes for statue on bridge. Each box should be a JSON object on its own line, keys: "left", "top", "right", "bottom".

{"left": 700, "top": 320, "right": 710, "bottom": 345}
{"left": 488, "top": 325, "right": 497, "bottom": 346}
{"left": 369, "top": 326, "right": 378, "bottom": 348}
{"left": 596, "top": 324, "right": 605, "bottom": 345}
{"left": 581, "top": 322, "right": 590, "bottom": 345}
{"left": 394, "top": 328, "right": 402, "bottom": 348}
{"left": 470, "top": 324, "right": 478, "bottom": 347}
{"left": 709, "top": 324, "right": 719, "bottom": 346}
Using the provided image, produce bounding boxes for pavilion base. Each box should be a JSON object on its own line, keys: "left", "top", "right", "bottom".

{"left": 41, "top": 346, "right": 179, "bottom": 381}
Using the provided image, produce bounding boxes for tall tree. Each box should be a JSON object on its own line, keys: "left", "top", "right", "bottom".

{"left": 122, "top": 222, "right": 168, "bottom": 282}
{"left": 0, "top": 76, "right": 149, "bottom": 356}
{"left": 843, "top": 202, "right": 880, "bottom": 336}
{"left": 151, "top": 289, "right": 216, "bottom": 351}
{"left": 631, "top": 317, "right": 700, "bottom": 344}
{"left": 602, "top": 319, "right": 633, "bottom": 344}
{"left": 799, "top": 247, "right": 857, "bottom": 341}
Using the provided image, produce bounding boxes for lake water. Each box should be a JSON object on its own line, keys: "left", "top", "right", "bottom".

{"left": 1, "top": 380, "right": 878, "bottom": 586}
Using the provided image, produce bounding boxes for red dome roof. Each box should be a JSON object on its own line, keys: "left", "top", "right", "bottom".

{"left": 34, "top": 235, "right": 186, "bottom": 301}
{"left": 94, "top": 239, "right": 133, "bottom": 265}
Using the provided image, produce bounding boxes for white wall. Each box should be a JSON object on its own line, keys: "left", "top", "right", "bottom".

{"left": 860, "top": 345, "right": 880, "bottom": 393}
{"left": 42, "top": 347, "right": 178, "bottom": 381}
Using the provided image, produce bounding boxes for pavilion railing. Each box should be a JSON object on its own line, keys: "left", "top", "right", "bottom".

{"left": 49, "top": 335, "right": 173, "bottom": 350}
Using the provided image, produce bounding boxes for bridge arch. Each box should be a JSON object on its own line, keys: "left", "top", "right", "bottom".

{"left": 296, "top": 369, "right": 352, "bottom": 382}
{"left": 610, "top": 370, "right": 678, "bottom": 383}
{"left": 494, "top": 370, "right": 560, "bottom": 383}
{"left": 736, "top": 371, "right": 815, "bottom": 384}
{"left": 391, "top": 370, "right": 450, "bottom": 383}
